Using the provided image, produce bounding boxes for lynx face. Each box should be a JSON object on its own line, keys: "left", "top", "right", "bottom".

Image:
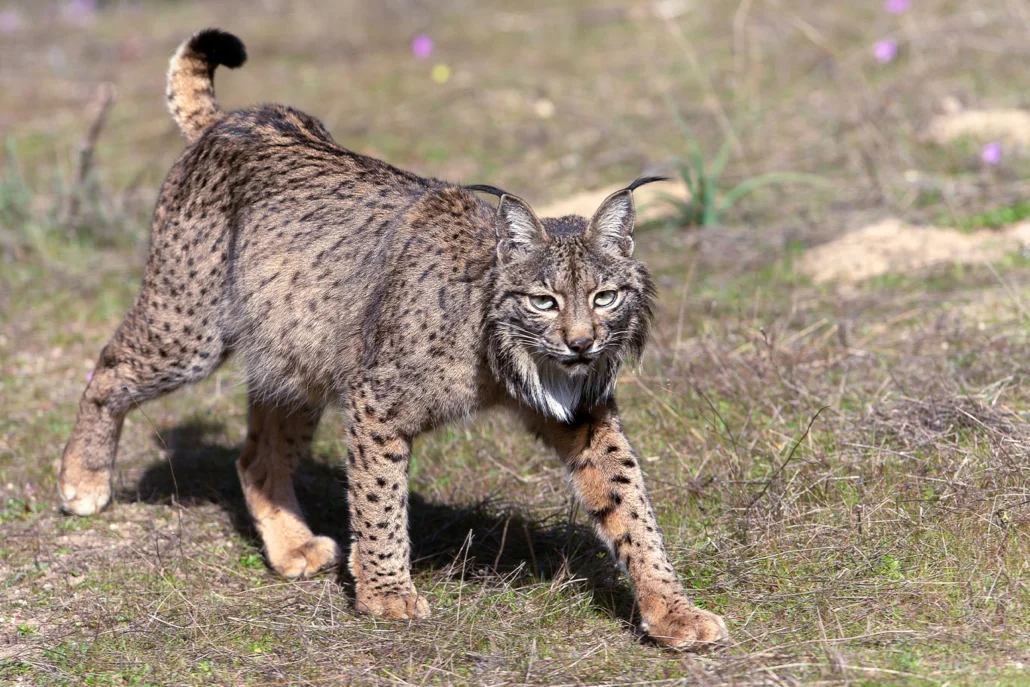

{"left": 486, "top": 188, "right": 656, "bottom": 422}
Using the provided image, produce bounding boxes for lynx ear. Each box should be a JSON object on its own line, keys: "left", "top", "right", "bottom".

{"left": 587, "top": 189, "right": 636, "bottom": 256}
{"left": 495, "top": 193, "right": 547, "bottom": 264}
{"left": 465, "top": 184, "right": 548, "bottom": 264}
{"left": 587, "top": 176, "right": 668, "bottom": 256}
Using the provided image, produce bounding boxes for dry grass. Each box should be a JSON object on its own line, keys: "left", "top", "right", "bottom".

{"left": 4, "top": 0, "right": 1030, "bottom": 685}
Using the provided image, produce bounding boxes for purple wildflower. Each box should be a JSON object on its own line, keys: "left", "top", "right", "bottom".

{"left": 885, "top": 0, "right": 910, "bottom": 14}
{"left": 0, "top": 9, "right": 22, "bottom": 34}
{"left": 873, "top": 39, "right": 898, "bottom": 64}
{"left": 62, "top": 0, "right": 97, "bottom": 26}
{"left": 982, "top": 142, "right": 1002, "bottom": 165}
{"left": 411, "top": 34, "right": 434, "bottom": 60}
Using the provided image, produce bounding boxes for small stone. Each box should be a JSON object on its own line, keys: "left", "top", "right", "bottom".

{"left": 533, "top": 98, "right": 555, "bottom": 119}
{"left": 941, "top": 96, "right": 962, "bottom": 114}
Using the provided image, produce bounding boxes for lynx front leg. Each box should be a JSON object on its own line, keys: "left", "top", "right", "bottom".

{"left": 344, "top": 393, "right": 429, "bottom": 620}
{"left": 537, "top": 403, "right": 729, "bottom": 650}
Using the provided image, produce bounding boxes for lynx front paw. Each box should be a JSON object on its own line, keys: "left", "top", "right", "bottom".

{"left": 642, "top": 606, "right": 729, "bottom": 651}
{"left": 271, "top": 535, "right": 340, "bottom": 579}
{"left": 58, "top": 468, "right": 112, "bottom": 516}
{"left": 355, "top": 588, "right": 431, "bottom": 620}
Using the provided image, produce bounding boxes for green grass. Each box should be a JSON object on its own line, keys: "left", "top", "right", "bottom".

{"left": 950, "top": 200, "right": 1030, "bottom": 231}
{"left": 657, "top": 97, "right": 828, "bottom": 228}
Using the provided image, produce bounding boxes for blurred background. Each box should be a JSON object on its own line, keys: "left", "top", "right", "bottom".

{"left": 2, "top": 0, "right": 1028, "bottom": 254}
{"left": 4, "top": 2, "right": 1030, "bottom": 685}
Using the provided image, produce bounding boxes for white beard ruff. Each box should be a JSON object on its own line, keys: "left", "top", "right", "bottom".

{"left": 518, "top": 357, "right": 618, "bottom": 423}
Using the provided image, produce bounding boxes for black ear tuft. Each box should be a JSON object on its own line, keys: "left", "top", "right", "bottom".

{"left": 464, "top": 184, "right": 510, "bottom": 199}
{"left": 625, "top": 176, "right": 670, "bottom": 193}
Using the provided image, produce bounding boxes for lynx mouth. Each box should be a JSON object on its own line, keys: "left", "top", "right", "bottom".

{"left": 554, "top": 353, "right": 597, "bottom": 374}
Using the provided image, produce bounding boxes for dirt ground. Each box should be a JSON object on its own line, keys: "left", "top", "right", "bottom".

{"left": 4, "top": 1, "right": 1030, "bottom": 685}
{"left": 798, "top": 218, "right": 1030, "bottom": 286}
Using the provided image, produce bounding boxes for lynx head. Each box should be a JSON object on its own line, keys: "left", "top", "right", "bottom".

{"left": 474, "top": 178, "right": 661, "bottom": 422}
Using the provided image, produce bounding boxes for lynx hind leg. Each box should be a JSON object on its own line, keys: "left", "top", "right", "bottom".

{"left": 60, "top": 291, "right": 227, "bottom": 516}
{"left": 236, "top": 400, "right": 340, "bottom": 579}
{"left": 60, "top": 188, "right": 235, "bottom": 516}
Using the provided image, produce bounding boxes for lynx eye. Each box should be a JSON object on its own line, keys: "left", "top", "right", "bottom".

{"left": 529, "top": 295, "right": 558, "bottom": 312}
{"left": 593, "top": 290, "right": 619, "bottom": 308}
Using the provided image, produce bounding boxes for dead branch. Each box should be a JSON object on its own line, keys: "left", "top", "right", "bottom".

{"left": 65, "top": 82, "right": 116, "bottom": 224}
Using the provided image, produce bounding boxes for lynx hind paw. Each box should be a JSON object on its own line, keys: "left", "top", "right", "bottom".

{"left": 273, "top": 536, "right": 340, "bottom": 579}
{"left": 643, "top": 606, "right": 729, "bottom": 651}
{"left": 59, "top": 469, "right": 112, "bottom": 516}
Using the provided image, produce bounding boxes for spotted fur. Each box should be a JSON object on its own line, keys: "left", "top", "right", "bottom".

{"left": 58, "top": 29, "right": 728, "bottom": 649}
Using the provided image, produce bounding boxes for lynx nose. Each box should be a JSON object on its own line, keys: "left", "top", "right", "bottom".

{"left": 567, "top": 337, "right": 594, "bottom": 355}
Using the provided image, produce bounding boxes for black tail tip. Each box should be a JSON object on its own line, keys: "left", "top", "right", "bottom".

{"left": 190, "top": 28, "right": 247, "bottom": 69}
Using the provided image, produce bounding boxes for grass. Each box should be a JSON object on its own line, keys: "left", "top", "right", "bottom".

{"left": 948, "top": 200, "right": 1030, "bottom": 232}
{"left": 5, "top": 0, "right": 1030, "bottom": 685}
{"left": 657, "top": 96, "right": 827, "bottom": 228}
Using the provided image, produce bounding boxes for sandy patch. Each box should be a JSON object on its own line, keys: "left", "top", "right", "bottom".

{"left": 536, "top": 179, "right": 689, "bottom": 223}
{"left": 798, "top": 218, "right": 1030, "bottom": 285}
{"left": 925, "top": 108, "right": 1030, "bottom": 146}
